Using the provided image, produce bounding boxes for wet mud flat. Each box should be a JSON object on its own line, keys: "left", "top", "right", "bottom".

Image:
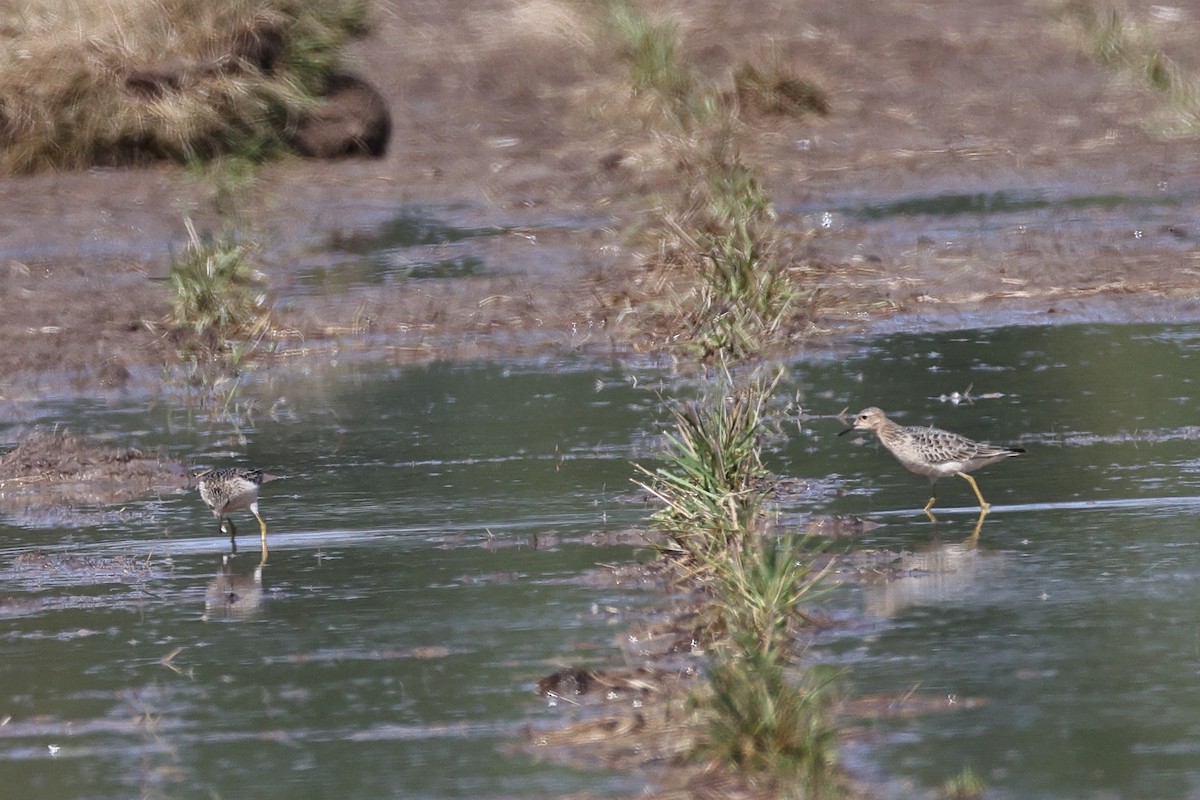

{"left": 3, "top": 1, "right": 1200, "bottom": 398}
{"left": 0, "top": 430, "right": 189, "bottom": 527}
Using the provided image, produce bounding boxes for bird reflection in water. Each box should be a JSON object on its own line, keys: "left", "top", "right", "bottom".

{"left": 203, "top": 554, "right": 265, "bottom": 620}
{"left": 861, "top": 538, "right": 1008, "bottom": 618}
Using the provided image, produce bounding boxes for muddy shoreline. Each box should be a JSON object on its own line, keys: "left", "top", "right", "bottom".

{"left": 3, "top": 0, "right": 1200, "bottom": 409}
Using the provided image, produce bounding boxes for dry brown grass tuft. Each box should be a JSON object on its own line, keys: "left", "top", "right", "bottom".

{"left": 734, "top": 62, "right": 830, "bottom": 118}
{"left": 1056, "top": 0, "right": 1200, "bottom": 137}
{"left": 0, "top": 0, "right": 367, "bottom": 172}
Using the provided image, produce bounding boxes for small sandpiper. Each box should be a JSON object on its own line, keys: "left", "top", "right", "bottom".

{"left": 196, "top": 468, "right": 280, "bottom": 559}
{"left": 839, "top": 407, "right": 1024, "bottom": 518}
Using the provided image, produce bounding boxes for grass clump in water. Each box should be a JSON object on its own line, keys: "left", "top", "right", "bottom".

{"left": 635, "top": 370, "right": 777, "bottom": 562}
{"left": 700, "top": 531, "right": 837, "bottom": 796}
{"left": 167, "top": 217, "right": 270, "bottom": 339}
{"left": 0, "top": 0, "right": 369, "bottom": 173}
{"left": 635, "top": 371, "right": 843, "bottom": 796}
{"left": 942, "top": 767, "right": 987, "bottom": 800}
{"left": 709, "top": 531, "right": 830, "bottom": 660}
{"left": 701, "top": 650, "right": 841, "bottom": 794}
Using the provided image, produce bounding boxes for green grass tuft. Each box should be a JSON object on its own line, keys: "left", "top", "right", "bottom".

{"left": 671, "top": 154, "right": 808, "bottom": 361}
{"left": 711, "top": 532, "right": 831, "bottom": 660}
{"left": 634, "top": 370, "right": 778, "bottom": 561}
{"left": 701, "top": 655, "right": 841, "bottom": 794}
{"left": 1088, "top": 5, "right": 1130, "bottom": 66}
{"left": 606, "top": 1, "right": 694, "bottom": 106}
{"left": 942, "top": 766, "right": 987, "bottom": 800}
{"left": 167, "top": 217, "right": 269, "bottom": 337}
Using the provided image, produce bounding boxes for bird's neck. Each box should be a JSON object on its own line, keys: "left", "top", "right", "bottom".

{"left": 876, "top": 419, "right": 904, "bottom": 443}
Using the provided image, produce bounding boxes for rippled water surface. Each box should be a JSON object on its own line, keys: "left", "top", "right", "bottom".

{"left": 0, "top": 362, "right": 664, "bottom": 799}
{"left": 786, "top": 323, "right": 1200, "bottom": 800}
{"left": 2, "top": 323, "right": 1199, "bottom": 799}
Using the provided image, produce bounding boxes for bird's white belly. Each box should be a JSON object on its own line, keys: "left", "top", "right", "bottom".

{"left": 905, "top": 459, "right": 965, "bottom": 479}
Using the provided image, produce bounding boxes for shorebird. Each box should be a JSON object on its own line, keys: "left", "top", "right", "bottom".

{"left": 839, "top": 407, "right": 1024, "bottom": 518}
{"left": 196, "top": 468, "right": 279, "bottom": 559}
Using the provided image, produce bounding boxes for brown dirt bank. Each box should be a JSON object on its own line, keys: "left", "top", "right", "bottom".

{"left": 0, "top": 429, "right": 189, "bottom": 524}
{"left": 2, "top": 0, "right": 1200, "bottom": 403}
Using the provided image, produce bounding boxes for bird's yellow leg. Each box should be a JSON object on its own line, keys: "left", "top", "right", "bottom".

{"left": 254, "top": 512, "right": 269, "bottom": 562}
{"left": 959, "top": 473, "right": 991, "bottom": 514}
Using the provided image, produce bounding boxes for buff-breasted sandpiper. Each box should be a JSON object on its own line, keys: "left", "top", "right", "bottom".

{"left": 839, "top": 407, "right": 1024, "bottom": 518}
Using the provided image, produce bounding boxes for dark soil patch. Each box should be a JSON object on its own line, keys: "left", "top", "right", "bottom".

{"left": 0, "top": 430, "right": 190, "bottom": 524}
{"left": 9, "top": 551, "right": 156, "bottom": 583}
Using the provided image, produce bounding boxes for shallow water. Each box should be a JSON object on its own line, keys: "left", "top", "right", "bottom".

{"left": 779, "top": 322, "right": 1200, "bottom": 799}
{"left": 0, "top": 361, "right": 664, "bottom": 799}
{"left": 286, "top": 202, "right": 605, "bottom": 295}
{"left": 297, "top": 205, "right": 504, "bottom": 289}
{"left": 2, "top": 323, "right": 1199, "bottom": 799}
{"left": 788, "top": 182, "right": 1200, "bottom": 272}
